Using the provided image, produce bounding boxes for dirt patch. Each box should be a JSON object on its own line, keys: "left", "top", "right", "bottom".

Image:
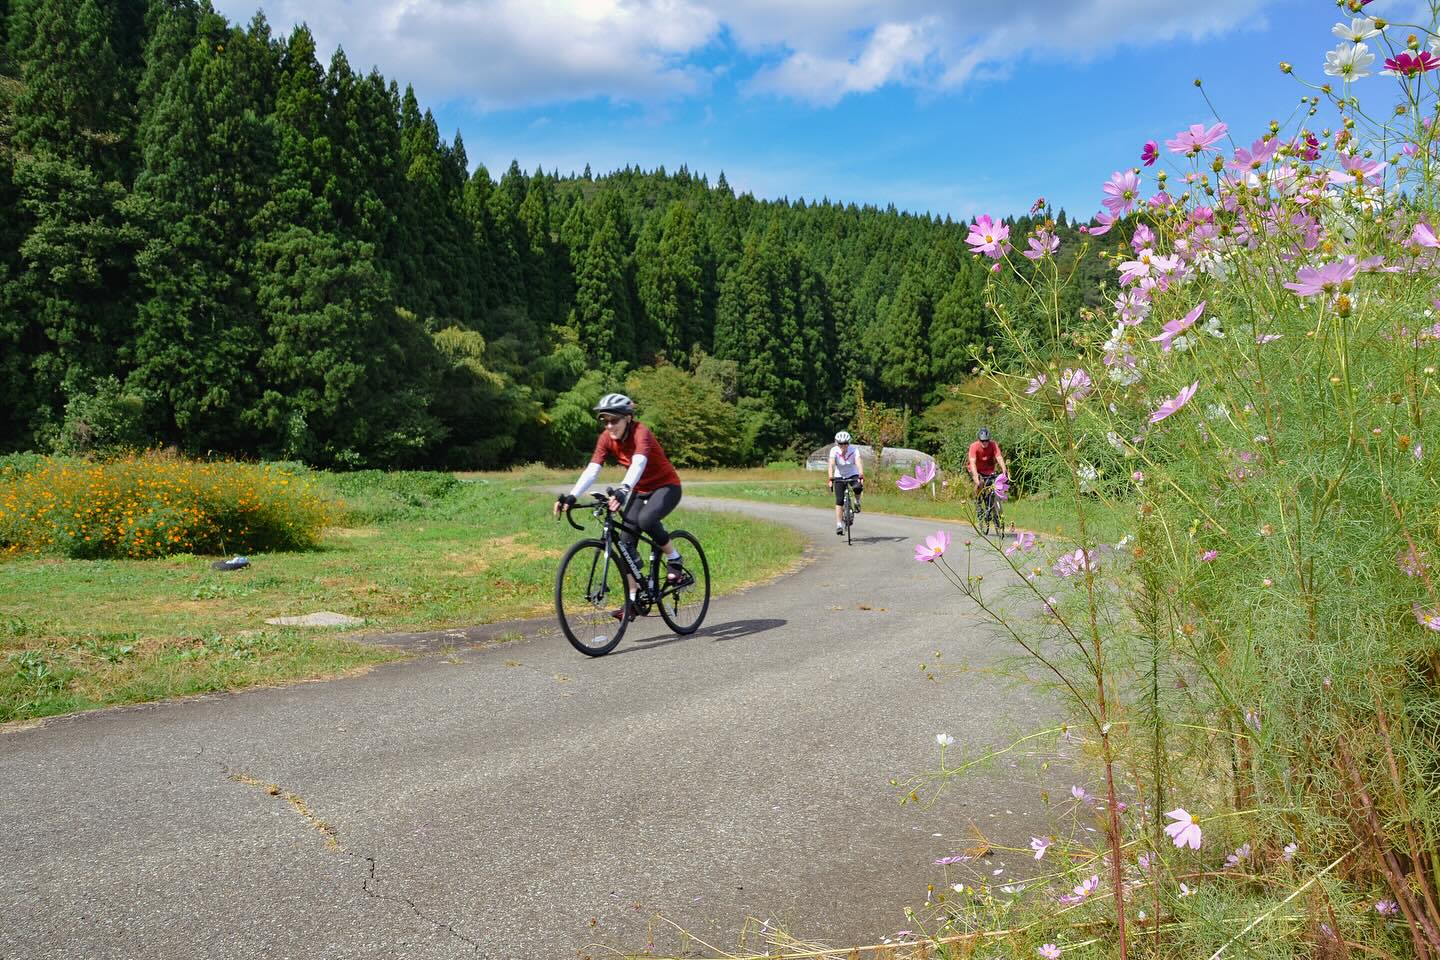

{"left": 324, "top": 526, "right": 380, "bottom": 539}
{"left": 444, "top": 534, "right": 561, "bottom": 575}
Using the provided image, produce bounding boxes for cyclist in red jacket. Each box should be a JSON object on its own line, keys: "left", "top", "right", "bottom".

{"left": 553, "top": 393, "right": 685, "bottom": 617}
{"left": 968, "top": 425, "right": 1009, "bottom": 495}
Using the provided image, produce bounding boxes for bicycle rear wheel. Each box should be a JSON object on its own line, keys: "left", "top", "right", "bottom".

{"left": 656, "top": 531, "right": 710, "bottom": 635}
{"left": 555, "top": 538, "right": 629, "bottom": 656}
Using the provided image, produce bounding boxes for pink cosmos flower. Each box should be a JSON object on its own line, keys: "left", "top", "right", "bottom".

{"left": 897, "top": 460, "right": 937, "bottom": 491}
{"left": 1257, "top": 333, "right": 1283, "bottom": 344}
{"left": 1328, "top": 152, "right": 1387, "bottom": 186}
{"left": 1230, "top": 137, "right": 1280, "bottom": 171}
{"left": 993, "top": 473, "right": 1010, "bottom": 501}
{"left": 1149, "top": 301, "right": 1206, "bottom": 352}
{"left": 1164, "top": 808, "right": 1203, "bottom": 849}
{"left": 1414, "top": 604, "right": 1440, "bottom": 632}
{"left": 1039, "top": 945, "right": 1062, "bottom": 960}
{"left": 1149, "top": 191, "right": 1173, "bottom": 208}
{"left": 1004, "top": 530, "right": 1036, "bottom": 556}
{"left": 1141, "top": 140, "right": 1159, "bottom": 166}
{"left": 1399, "top": 546, "right": 1426, "bottom": 577}
{"left": 1127, "top": 225, "right": 1154, "bottom": 254}
{"left": 1024, "top": 231, "right": 1060, "bottom": 261}
{"left": 1150, "top": 382, "right": 1199, "bottom": 424}
{"left": 1071, "top": 785, "right": 1090, "bottom": 803}
{"left": 1054, "top": 549, "right": 1097, "bottom": 578}
{"left": 1283, "top": 842, "right": 1298, "bottom": 861}
{"left": 1385, "top": 51, "right": 1440, "bottom": 75}
{"left": 1200, "top": 549, "right": 1218, "bottom": 562}
{"left": 1224, "top": 842, "right": 1252, "bottom": 869}
{"left": 1059, "top": 368, "right": 1092, "bottom": 398}
{"left": 1300, "top": 132, "right": 1321, "bottom": 161}
{"left": 1377, "top": 899, "right": 1400, "bottom": 916}
{"left": 966, "top": 215, "right": 1011, "bottom": 259}
{"left": 1409, "top": 223, "right": 1440, "bottom": 248}
{"left": 914, "top": 531, "right": 950, "bottom": 563}
{"left": 1087, "top": 211, "right": 1116, "bottom": 236}
{"left": 1102, "top": 170, "right": 1142, "bottom": 216}
{"left": 1025, "top": 373, "right": 1048, "bottom": 394}
{"left": 1031, "top": 836, "right": 1053, "bottom": 860}
{"left": 1283, "top": 258, "right": 1358, "bottom": 296}
{"left": 1414, "top": 442, "right": 1423, "bottom": 461}
{"left": 1132, "top": 470, "right": 1145, "bottom": 484}
{"left": 1166, "top": 121, "right": 1228, "bottom": 156}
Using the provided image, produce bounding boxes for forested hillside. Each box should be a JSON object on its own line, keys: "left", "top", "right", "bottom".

{"left": 0, "top": 0, "right": 1122, "bottom": 468}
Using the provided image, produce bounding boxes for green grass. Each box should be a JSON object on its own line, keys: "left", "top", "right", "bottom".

{"left": 0, "top": 474, "right": 805, "bottom": 724}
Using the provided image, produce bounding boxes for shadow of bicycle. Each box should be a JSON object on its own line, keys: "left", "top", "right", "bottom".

{"left": 611, "top": 618, "right": 788, "bottom": 655}
{"left": 696, "top": 618, "right": 787, "bottom": 642}
{"left": 848, "top": 535, "right": 910, "bottom": 545}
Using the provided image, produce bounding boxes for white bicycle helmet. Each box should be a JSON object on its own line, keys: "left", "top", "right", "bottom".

{"left": 835, "top": 431, "right": 852, "bottom": 443}
{"left": 593, "top": 393, "right": 636, "bottom": 416}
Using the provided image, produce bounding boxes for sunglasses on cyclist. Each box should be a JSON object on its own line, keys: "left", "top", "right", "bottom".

{"left": 598, "top": 414, "right": 627, "bottom": 425}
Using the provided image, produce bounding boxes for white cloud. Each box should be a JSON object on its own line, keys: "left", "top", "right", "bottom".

{"left": 228, "top": 0, "right": 1274, "bottom": 108}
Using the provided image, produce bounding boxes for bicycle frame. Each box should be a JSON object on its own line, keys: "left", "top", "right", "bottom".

{"left": 566, "top": 491, "right": 663, "bottom": 605}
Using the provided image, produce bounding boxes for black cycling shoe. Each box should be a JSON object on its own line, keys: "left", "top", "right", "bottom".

{"left": 666, "top": 556, "right": 686, "bottom": 581}
{"left": 835, "top": 526, "right": 844, "bottom": 535}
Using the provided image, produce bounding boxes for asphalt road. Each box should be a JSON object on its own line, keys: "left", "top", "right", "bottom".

{"left": 0, "top": 498, "right": 1064, "bottom": 960}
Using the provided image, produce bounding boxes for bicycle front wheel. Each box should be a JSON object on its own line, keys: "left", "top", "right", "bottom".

{"left": 656, "top": 530, "right": 710, "bottom": 635}
{"left": 555, "top": 538, "right": 629, "bottom": 657}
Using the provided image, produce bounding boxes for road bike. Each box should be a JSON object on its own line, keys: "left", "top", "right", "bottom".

{"left": 834, "top": 477, "right": 862, "bottom": 545}
{"left": 555, "top": 490, "right": 711, "bottom": 657}
{"left": 974, "top": 475, "right": 1007, "bottom": 538}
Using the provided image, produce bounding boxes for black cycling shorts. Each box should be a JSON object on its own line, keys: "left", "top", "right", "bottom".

{"left": 832, "top": 477, "right": 863, "bottom": 506}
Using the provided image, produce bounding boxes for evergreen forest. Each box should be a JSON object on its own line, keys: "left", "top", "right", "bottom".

{"left": 0, "top": 0, "right": 1123, "bottom": 469}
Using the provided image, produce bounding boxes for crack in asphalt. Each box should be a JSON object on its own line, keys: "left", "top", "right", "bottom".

{"left": 221, "top": 763, "right": 481, "bottom": 955}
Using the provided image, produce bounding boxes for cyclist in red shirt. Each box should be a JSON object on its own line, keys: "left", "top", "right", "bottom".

{"left": 968, "top": 425, "right": 1009, "bottom": 495}
{"left": 553, "top": 393, "right": 685, "bottom": 617}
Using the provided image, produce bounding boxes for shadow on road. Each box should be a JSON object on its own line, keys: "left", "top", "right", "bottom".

{"left": 612, "top": 618, "right": 788, "bottom": 654}
{"left": 697, "top": 618, "right": 787, "bottom": 642}
{"left": 848, "top": 535, "right": 910, "bottom": 545}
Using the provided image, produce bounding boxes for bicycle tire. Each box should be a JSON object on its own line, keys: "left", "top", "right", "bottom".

{"left": 656, "top": 531, "right": 710, "bottom": 635}
{"left": 842, "top": 488, "right": 854, "bottom": 545}
{"left": 555, "top": 538, "right": 629, "bottom": 657}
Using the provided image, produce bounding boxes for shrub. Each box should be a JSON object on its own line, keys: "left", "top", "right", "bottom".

{"left": 51, "top": 377, "right": 149, "bottom": 458}
{"left": 0, "top": 455, "right": 334, "bottom": 559}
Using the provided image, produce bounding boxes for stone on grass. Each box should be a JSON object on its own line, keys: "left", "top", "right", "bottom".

{"left": 264, "top": 611, "right": 365, "bottom": 628}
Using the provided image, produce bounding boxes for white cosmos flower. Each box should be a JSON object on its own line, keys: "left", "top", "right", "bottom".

{"left": 1325, "top": 42, "right": 1375, "bottom": 80}
{"left": 936, "top": 733, "right": 955, "bottom": 747}
{"left": 1333, "top": 17, "right": 1380, "bottom": 41}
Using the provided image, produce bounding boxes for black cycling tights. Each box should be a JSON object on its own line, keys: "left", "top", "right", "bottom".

{"left": 621, "top": 484, "right": 682, "bottom": 553}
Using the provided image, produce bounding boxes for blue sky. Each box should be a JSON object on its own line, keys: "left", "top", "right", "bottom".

{"left": 218, "top": 0, "right": 1387, "bottom": 220}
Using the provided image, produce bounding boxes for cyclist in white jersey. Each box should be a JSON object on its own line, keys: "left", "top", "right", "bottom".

{"left": 827, "top": 431, "right": 865, "bottom": 535}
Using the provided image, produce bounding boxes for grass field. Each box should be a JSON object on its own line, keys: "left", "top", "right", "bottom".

{"left": 0, "top": 472, "right": 805, "bottom": 724}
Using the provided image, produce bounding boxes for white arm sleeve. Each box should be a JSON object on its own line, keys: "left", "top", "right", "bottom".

{"left": 568, "top": 462, "right": 601, "bottom": 499}
{"left": 619, "top": 454, "right": 648, "bottom": 492}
